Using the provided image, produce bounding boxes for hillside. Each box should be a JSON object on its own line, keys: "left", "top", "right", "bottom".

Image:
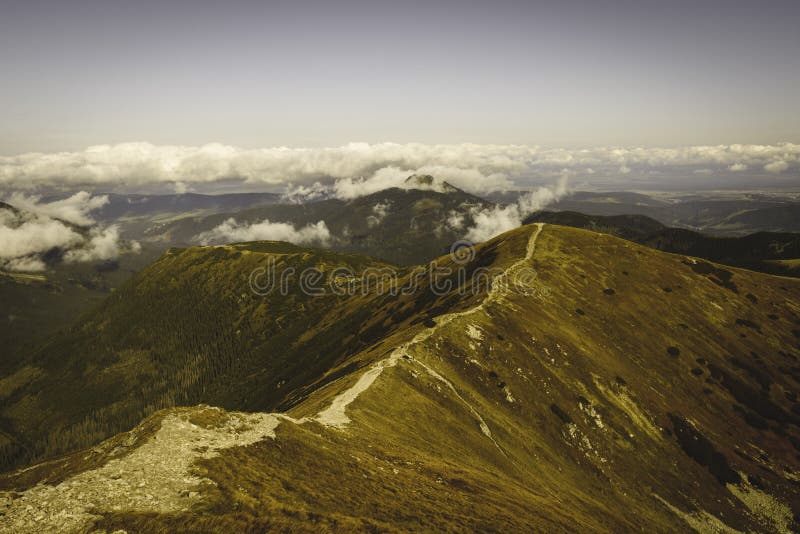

{"left": 716, "top": 205, "right": 800, "bottom": 234}
{"left": 0, "top": 201, "right": 158, "bottom": 370}
{"left": 90, "top": 192, "right": 281, "bottom": 238}
{"left": 1, "top": 224, "right": 799, "bottom": 532}
{"left": 144, "top": 186, "right": 492, "bottom": 265}
{"left": 546, "top": 192, "right": 800, "bottom": 235}
{"left": 0, "top": 238, "right": 497, "bottom": 472}
{"left": 525, "top": 210, "right": 800, "bottom": 277}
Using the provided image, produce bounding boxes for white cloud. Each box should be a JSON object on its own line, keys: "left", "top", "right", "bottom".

{"left": 0, "top": 202, "right": 136, "bottom": 272}
{"left": 764, "top": 160, "right": 789, "bottom": 173}
{"left": 367, "top": 201, "right": 391, "bottom": 228}
{"left": 282, "top": 181, "right": 330, "bottom": 204}
{"left": 7, "top": 191, "right": 109, "bottom": 226}
{"left": 2, "top": 142, "right": 796, "bottom": 197}
{"left": 333, "top": 166, "right": 409, "bottom": 200}
{"left": 464, "top": 176, "right": 569, "bottom": 243}
{"left": 0, "top": 212, "right": 83, "bottom": 259}
{"left": 173, "top": 181, "right": 190, "bottom": 194}
{"left": 195, "top": 218, "right": 331, "bottom": 246}
{"left": 446, "top": 210, "right": 465, "bottom": 230}
{"left": 2, "top": 256, "right": 47, "bottom": 272}
{"left": 63, "top": 225, "right": 124, "bottom": 263}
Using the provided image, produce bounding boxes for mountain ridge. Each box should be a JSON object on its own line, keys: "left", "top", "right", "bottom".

{"left": 525, "top": 210, "right": 800, "bottom": 277}
{"left": 2, "top": 223, "right": 799, "bottom": 532}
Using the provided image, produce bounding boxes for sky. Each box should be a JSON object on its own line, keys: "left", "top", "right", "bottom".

{"left": 1, "top": 0, "right": 799, "bottom": 155}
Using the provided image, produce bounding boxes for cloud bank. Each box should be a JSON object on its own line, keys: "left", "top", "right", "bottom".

{"left": 1, "top": 142, "right": 797, "bottom": 197}
{"left": 195, "top": 218, "right": 331, "bottom": 246}
{"left": 464, "top": 176, "right": 569, "bottom": 242}
{"left": 0, "top": 194, "right": 138, "bottom": 272}
{"left": 7, "top": 191, "right": 109, "bottom": 226}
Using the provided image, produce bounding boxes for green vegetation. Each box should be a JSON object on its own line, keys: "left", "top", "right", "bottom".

{"left": 147, "top": 187, "right": 492, "bottom": 266}
{"left": 525, "top": 210, "right": 800, "bottom": 277}
{"left": 0, "top": 236, "right": 511, "bottom": 472}
{"left": 2, "top": 224, "right": 799, "bottom": 532}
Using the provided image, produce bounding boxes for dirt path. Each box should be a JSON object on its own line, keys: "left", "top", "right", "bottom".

{"left": 0, "top": 408, "right": 281, "bottom": 534}
{"left": 315, "top": 223, "right": 545, "bottom": 443}
{"left": 0, "top": 224, "right": 546, "bottom": 533}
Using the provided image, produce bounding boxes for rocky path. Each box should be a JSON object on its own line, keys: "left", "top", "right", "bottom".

{"left": 315, "top": 223, "right": 545, "bottom": 445}
{"left": 1, "top": 225, "right": 545, "bottom": 533}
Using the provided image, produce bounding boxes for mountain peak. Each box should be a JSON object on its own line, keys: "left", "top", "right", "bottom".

{"left": 404, "top": 174, "right": 460, "bottom": 193}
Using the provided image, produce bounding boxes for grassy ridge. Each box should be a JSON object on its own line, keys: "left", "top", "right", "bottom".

{"left": 0, "top": 236, "right": 516, "bottom": 472}
{"left": 2, "top": 225, "right": 799, "bottom": 531}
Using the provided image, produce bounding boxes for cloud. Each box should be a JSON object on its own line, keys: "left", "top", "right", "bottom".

{"left": 7, "top": 191, "right": 109, "bottom": 226}
{"left": 2, "top": 142, "right": 797, "bottom": 197}
{"left": 464, "top": 176, "right": 569, "bottom": 242}
{"left": 173, "top": 181, "right": 190, "bottom": 194}
{"left": 764, "top": 160, "right": 789, "bottom": 173}
{"left": 446, "top": 210, "right": 465, "bottom": 230}
{"left": 0, "top": 213, "right": 83, "bottom": 259}
{"left": 2, "top": 256, "right": 47, "bottom": 272}
{"left": 0, "top": 201, "right": 137, "bottom": 272}
{"left": 63, "top": 226, "right": 123, "bottom": 263}
{"left": 367, "top": 201, "right": 391, "bottom": 228}
{"left": 195, "top": 218, "right": 331, "bottom": 246}
{"left": 282, "top": 181, "right": 330, "bottom": 204}
{"left": 332, "top": 166, "right": 410, "bottom": 200}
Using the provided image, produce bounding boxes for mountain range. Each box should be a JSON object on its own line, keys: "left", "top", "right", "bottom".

{"left": 3, "top": 183, "right": 800, "bottom": 382}
{"left": 524, "top": 211, "right": 800, "bottom": 277}
{"left": 1, "top": 223, "right": 799, "bottom": 532}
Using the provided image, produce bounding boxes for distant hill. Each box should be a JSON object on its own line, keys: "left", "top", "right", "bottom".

{"left": 547, "top": 192, "right": 800, "bottom": 235}
{"left": 524, "top": 210, "right": 800, "bottom": 277}
{"left": 84, "top": 192, "right": 282, "bottom": 239}
{"left": 146, "top": 185, "right": 492, "bottom": 265}
{"left": 0, "top": 201, "right": 161, "bottom": 371}
{"left": 714, "top": 205, "right": 800, "bottom": 234}
{"left": 2, "top": 224, "right": 799, "bottom": 532}
{"left": 93, "top": 192, "right": 281, "bottom": 220}
{"left": 0, "top": 201, "right": 18, "bottom": 213}
{"left": 524, "top": 210, "right": 666, "bottom": 239}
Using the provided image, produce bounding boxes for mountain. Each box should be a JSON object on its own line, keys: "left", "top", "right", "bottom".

{"left": 524, "top": 211, "right": 800, "bottom": 277}
{"left": 89, "top": 192, "right": 282, "bottom": 239}
{"left": 524, "top": 211, "right": 667, "bottom": 240}
{"left": 0, "top": 179, "right": 485, "bottom": 377}
{"left": 2, "top": 224, "right": 799, "bottom": 532}
{"left": 714, "top": 205, "right": 800, "bottom": 234}
{"left": 0, "top": 201, "right": 160, "bottom": 369}
{"left": 0, "top": 252, "right": 159, "bottom": 374}
{"left": 94, "top": 192, "right": 282, "bottom": 220}
{"left": 404, "top": 173, "right": 461, "bottom": 193}
{"left": 145, "top": 185, "right": 492, "bottom": 265}
{"left": 0, "top": 238, "right": 487, "bottom": 472}
{"left": 0, "top": 201, "right": 18, "bottom": 214}
{"left": 546, "top": 191, "right": 800, "bottom": 235}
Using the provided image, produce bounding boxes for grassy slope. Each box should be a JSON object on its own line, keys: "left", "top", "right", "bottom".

{"left": 0, "top": 248, "right": 162, "bottom": 373}
{"left": 0, "top": 236, "right": 500, "bottom": 472}
{"left": 525, "top": 210, "right": 800, "bottom": 277}
{"left": 2, "top": 224, "right": 798, "bottom": 532}
{"left": 160, "top": 225, "right": 798, "bottom": 532}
